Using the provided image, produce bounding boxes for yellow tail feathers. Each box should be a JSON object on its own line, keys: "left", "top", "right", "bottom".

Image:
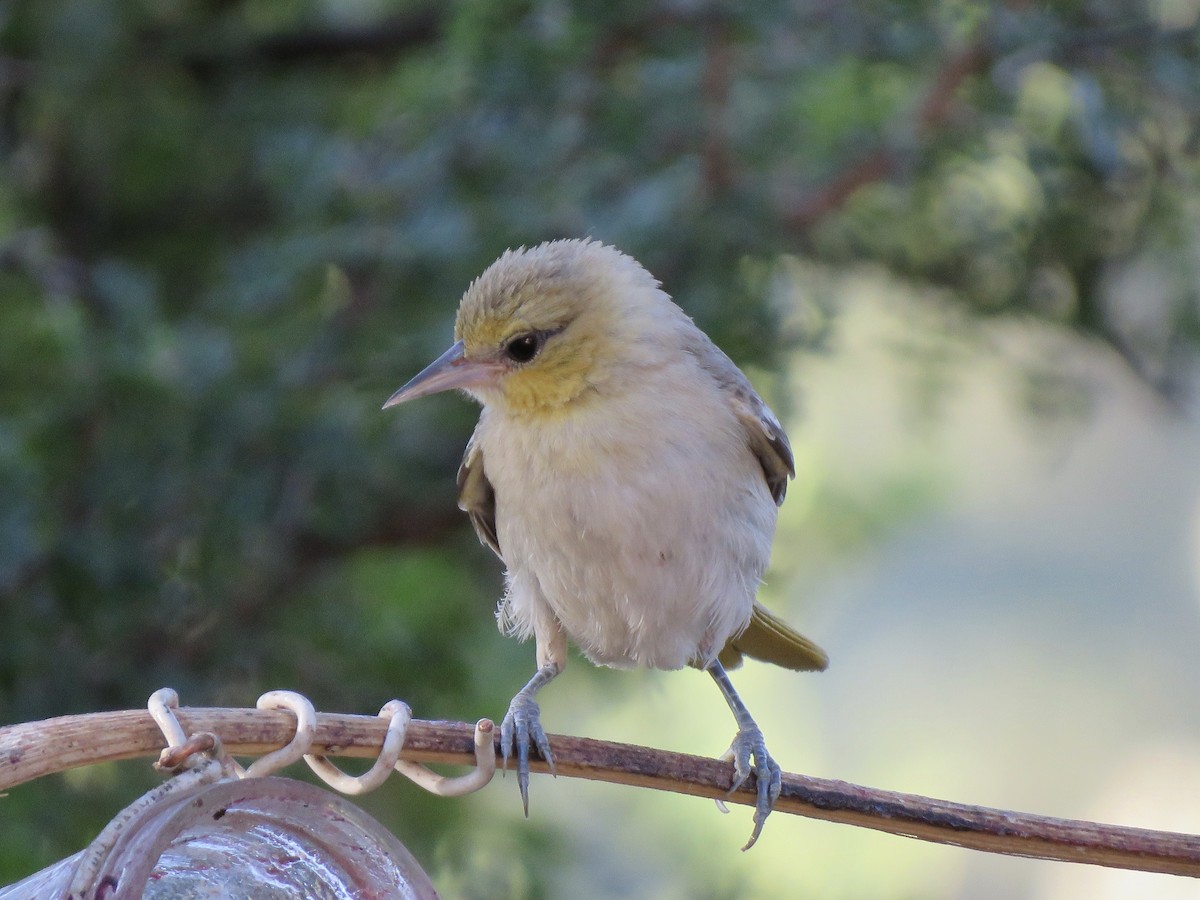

{"left": 716, "top": 603, "right": 829, "bottom": 672}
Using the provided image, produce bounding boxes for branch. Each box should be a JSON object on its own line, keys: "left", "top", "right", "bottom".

{"left": 699, "top": 18, "right": 734, "bottom": 196}
{"left": 782, "top": 16, "right": 1200, "bottom": 233}
{"left": 783, "top": 37, "right": 992, "bottom": 233}
{"left": 139, "top": 9, "right": 445, "bottom": 78}
{"left": 232, "top": 11, "right": 443, "bottom": 65}
{"left": 3, "top": 707, "right": 1199, "bottom": 876}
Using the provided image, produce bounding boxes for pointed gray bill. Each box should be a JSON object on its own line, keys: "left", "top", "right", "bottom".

{"left": 382, "top": 339, "right": 501, "bottom": 408}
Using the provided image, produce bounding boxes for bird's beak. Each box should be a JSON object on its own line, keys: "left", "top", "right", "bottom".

{"left": 382, "top": 340, "right": 501, "bottom": 409}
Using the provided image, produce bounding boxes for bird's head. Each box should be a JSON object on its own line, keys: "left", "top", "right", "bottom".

{"left": 384, "top": 239, "right": 671, "bottom": 417}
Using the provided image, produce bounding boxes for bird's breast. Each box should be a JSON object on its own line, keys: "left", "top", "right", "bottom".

{"left": 480, "top": 376, "right": 777, "bottom": 670}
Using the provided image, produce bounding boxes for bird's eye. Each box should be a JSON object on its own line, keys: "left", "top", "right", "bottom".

{"left": 504, "top": 333, "right": 542, "bottom": 363}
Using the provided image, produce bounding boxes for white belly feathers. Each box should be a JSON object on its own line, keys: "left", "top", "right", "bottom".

{"left": 480, "top": 364, "right": 777, "bottom": 670}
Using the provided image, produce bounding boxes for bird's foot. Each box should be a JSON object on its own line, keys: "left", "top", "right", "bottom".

{"left": 500, "top": 688, "right": 555, "bottom": 816}
{"left": 721, "top": 724, "right": 782, "bottom": 851}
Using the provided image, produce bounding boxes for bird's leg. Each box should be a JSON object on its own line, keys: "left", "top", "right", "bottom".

{"left": 500, "top": 662, "right": 560, "bottom": 816}
{"left": 705, "top": 659, "right": 782, "bottom": 851}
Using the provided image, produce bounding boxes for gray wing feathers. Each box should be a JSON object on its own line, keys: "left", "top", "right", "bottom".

{"left": 684, "top": 332, "right": 795, "bottom": 506}
{"left": 456, "top": 430, "right": 502, "bottom": 559}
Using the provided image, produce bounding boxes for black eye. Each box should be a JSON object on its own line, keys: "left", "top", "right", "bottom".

{"left": 504, "top": 333, "right": 542, "bottom": 363}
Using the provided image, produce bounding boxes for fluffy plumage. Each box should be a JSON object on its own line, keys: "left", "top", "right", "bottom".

{"left": 454, "top": 239, "right": 825, "bottom": 672}
{"left": 384, "top": 238, "right": 827, "bottom": 848}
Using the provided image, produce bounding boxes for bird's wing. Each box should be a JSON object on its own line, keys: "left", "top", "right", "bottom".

{"left": 682, "top": 334, "right": 825, "bottom": 671}
{"left": 684, "top": 333, "right": 795, "bottom": 506}
{"left": 718, "top": 602, "right": 829, "bottom": 672}
{"left": 456, "top": 428, "right": 502, "bottom": 560}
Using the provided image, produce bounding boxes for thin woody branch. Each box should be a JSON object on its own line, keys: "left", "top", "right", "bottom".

{"left": 3, "top": 707, "right": 1198, "bottom": 877}
{"left": 781, "top": 17, "right": 1197, "bottom": 233}
{"left": 142, "top": 9, "right": 445, "bottom": 77}
{"left": 783, "top": 36, "right": 992, "bottom": 233}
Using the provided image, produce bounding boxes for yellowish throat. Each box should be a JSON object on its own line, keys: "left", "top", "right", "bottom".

{"left": 384, "top": 239, "right": 827, "bottom": 849}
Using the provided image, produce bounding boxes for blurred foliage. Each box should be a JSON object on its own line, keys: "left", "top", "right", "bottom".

{"left": 1, "top": 0, "right": 1198, "bottom": 892}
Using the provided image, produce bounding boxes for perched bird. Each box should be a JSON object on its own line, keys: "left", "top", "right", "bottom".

{"left": 383, "top": 239, "right": 827, "bottom": 849}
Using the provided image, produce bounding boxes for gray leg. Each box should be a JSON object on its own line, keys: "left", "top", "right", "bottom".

{"left": 500, "top": 662, "right": 560, "bottom": 816}
{"left": 706, "top": 660, "right": 782, "bottom": 850}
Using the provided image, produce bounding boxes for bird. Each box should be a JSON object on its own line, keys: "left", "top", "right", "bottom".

{"left": 383, "top": 239, "right": 827, "bottom": 849}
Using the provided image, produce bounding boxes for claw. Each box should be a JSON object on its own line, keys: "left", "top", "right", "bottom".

{"left": 724, "top": 725, "right": 782, "bottom": 851}
{"left": 499, "top": 710, "right": 513, "bottom": 773}
{"left": 500, "top": 664, "right": 559, "bottom": 816}
{"left": 706, "top": 659, "right": 782, "bottom": 850}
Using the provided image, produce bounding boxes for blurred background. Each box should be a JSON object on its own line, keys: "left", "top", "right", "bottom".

{"left": 2, "top": 1, "right": 1199, "bottom": 896}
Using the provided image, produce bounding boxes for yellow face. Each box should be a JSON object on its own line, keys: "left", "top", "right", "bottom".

{"left": 452, "top": 247, "right": 620, "bottom": 416}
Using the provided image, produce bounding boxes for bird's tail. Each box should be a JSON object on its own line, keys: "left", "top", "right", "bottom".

{"left": 717, "top": 603, "right": 829, "bottom": 672}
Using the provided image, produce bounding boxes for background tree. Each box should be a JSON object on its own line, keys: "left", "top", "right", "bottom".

{"left": 2, "top": 1, "right": 1198, "bottom": 895}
